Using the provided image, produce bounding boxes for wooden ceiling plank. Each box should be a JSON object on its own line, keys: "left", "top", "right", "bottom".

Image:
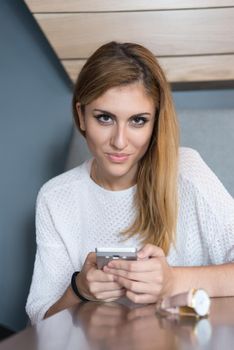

{"left": 35, "top": 9, "right": 234, "bottom": 59}
{"left": 62, "top": 54, "right": 234, "bottom": 83}
{"left": 24, "top": 0, "right": 234, "bottom": 13}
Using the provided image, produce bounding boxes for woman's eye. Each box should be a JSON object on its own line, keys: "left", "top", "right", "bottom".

{"left": 95, "top": 114, "right": 113, "bottom": 124}
{"left": 131, "top": 116, "right": 148, "bottom": 127}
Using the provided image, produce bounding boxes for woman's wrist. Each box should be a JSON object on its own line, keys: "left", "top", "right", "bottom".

{"left": 163, "top": 266, "right": 176, "bottom": 297}
{"left": 169, "top": 266, "right": 199, "bottom": 296}
{"left": 166, "top": 266, "right": 181, "bottom": 297}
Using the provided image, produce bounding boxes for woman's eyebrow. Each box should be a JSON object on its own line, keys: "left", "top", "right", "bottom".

{"left": 93, "top": 109, "right": 152, "bottom": 118}
{"left": 93, "top": 109, "right": 116, "bottom": 118}
{"left": 130, "top": 113, "right": 152, "bottom": 118}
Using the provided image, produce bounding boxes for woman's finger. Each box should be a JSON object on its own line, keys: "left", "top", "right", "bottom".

{"left": 104, "top": 267, "right": 162, "bottom": 284}
{"left": 89, "top": 281, "right": 124, "bottom": 294}
{"left": 112, "top": 276, "right": 161, "bottom": 295}
{"left": 86, "top": 268, "right": 116, "bottom": 282}
{"left": 137, "top": 244, "right": 165, "bottom": 260}
{"left": 126, "top": 290, "right": 159, "bottom": 304}
{"left": 106, "top": 257, "right": 164, "bottom": 273}
{"left": 95, "top": 288, "right": 126, "bottom": 301}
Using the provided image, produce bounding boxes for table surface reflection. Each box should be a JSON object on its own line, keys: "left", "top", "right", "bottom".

{"left": 1, "top": 297, "right": 234, "bottom": 350}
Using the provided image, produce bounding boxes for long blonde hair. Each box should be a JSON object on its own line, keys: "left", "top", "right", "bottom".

{"left": 72, "top": 42, "right": 179, "bottom": 255}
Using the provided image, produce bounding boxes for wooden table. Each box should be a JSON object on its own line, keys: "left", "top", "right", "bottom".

{"left": 1, "top": 297, "right": 234, "bottom": 350}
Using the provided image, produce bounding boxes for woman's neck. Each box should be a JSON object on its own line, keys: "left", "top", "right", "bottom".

{"left": 90, "top": 160, "right": 137, "bottom": 191}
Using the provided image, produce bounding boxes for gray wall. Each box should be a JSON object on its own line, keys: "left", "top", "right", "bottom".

{"left": 0, "top": 0, "right": 72, "bottom": 331}
{"left": 0, "top": 0, "right": 234, "bottom": 332}
{"left": 174, "top": 92, "right": 234, "bottom": 197}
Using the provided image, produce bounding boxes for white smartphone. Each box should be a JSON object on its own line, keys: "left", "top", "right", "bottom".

{"left": 95, "top": 247, "right": 137, "bottom": 269}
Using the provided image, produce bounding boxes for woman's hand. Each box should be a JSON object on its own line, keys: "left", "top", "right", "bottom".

{"left": 76, "top": 252, "right": 125, "bottom": 302}
{"left": 103, "top": 244, "right": 174, "bottom": 303}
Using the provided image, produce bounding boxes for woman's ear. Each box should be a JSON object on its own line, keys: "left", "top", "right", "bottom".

{"left": 76, "top": 102, "right": 86, "bottom": 131}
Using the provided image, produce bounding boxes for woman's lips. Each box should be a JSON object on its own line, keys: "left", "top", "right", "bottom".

{"left": 106, "top": 153, "right": 130, "bottom": 163}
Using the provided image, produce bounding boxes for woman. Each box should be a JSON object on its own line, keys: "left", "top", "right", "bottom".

{"left": 26, "top": 42, "right": 234, "bottom": 324}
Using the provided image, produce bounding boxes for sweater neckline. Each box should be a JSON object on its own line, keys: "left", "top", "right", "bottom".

{"left": 84, "top": 159, "right": 137, "bottom": 196}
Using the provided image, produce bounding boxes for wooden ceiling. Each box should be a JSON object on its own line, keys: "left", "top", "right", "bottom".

{"left": 24, "top": 0, "right": 234, "bottom": 85}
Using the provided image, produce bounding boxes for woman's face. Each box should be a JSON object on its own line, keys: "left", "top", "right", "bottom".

{"left": 77, "top": 82, "right": 156, "bottom": 190}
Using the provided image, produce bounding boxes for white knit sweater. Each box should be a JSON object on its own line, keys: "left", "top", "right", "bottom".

{"left": 26, "top": 148, "right": 234, "bottom": 324}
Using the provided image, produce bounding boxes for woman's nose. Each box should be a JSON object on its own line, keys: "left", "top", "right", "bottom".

{"left": 110, "top": 125, "right": 128, "bottom": 150}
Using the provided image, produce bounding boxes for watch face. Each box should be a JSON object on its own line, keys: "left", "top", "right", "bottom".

{"left": 193, "top": 289, "right": 211, "bottom": 316}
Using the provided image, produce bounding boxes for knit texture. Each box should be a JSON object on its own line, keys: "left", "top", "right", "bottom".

{"left": 26, "top": 147, "right": 234, "bottom": 324}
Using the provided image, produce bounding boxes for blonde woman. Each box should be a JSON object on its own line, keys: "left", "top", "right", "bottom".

{"left": 26, "top": 42, "right": 234, "bottom": 324}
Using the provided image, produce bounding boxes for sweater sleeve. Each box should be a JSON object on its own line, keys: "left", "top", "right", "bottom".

{"left": 25, "top": 189, "right": 74, "bottom": 325}
{"left": 182, "top": 149, "right": 234, "bottom": 264}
